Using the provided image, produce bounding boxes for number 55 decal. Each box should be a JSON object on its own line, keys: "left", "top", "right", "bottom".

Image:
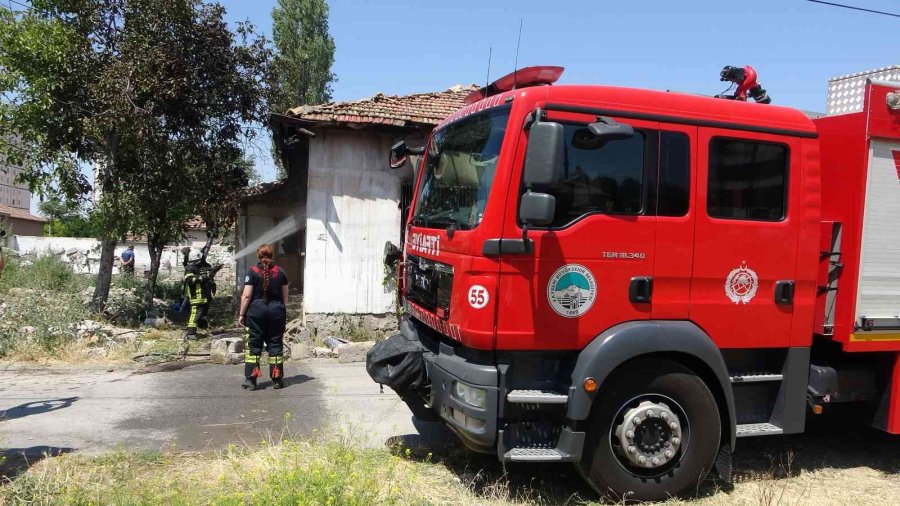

{"left": 468, "top": 285, "right": 489, "bottom": 309}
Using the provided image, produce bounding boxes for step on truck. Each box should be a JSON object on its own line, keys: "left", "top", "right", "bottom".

{"left": 366, "top": 65, "right": 900, "bottom": 501}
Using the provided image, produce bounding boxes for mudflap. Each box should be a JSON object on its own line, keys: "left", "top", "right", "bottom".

{"left": 366, "top": 331, "right": 439, "bottom": 422}
{"left": 714, "top": 444, "right": 734, "bottom": 491}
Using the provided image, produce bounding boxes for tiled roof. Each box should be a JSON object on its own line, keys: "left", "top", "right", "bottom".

{"left": 0, "top": 203, "right": 46, "bottom": 223}
{"left": 242, "top": 179, "right": 289, "bottom": 202}
{"left": 287, "top": 84, "right": 477, "bottom": 128}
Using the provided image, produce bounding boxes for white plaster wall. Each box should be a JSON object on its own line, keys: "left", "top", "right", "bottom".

{"left": 12, "top": 235, "right": 232, "bottom": 279}
{"left": 304, "top": 130, "right": 402, "bottom": 314}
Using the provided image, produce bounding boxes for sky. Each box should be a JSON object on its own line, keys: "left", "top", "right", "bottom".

{"left": 221, "top": 0, "right": 898, "bottom": 181}
{"left": 28, "top": 0, "right": 900, "bottom": 214}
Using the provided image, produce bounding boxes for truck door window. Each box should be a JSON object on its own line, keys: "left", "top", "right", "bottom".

{"left": 658, "top": 132, "right": 690, "bottom": 217}
{"left": 532, "top": 125, "right": 646, "bottom": 228}
{"left": 707, "top": 138, "right": 789, "bottom": 221}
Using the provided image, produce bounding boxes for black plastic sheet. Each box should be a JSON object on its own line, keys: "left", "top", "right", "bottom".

{"left": 366, "top": 332, "right": 427, "bottom": 391}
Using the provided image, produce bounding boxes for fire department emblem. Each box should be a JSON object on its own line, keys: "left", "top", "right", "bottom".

{"left": 548, "top": 264, "right": 596, "bottom": 318}
{"left": 725, "top": 262, "right": 759, "bottom": 304}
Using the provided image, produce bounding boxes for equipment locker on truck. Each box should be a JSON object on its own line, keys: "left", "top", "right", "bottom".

{"left": 366, "top": 64, "right": 900, "bottom": 501}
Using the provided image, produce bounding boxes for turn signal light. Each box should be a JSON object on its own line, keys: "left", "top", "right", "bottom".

{"left": 583, "top": 377, "right": 598, "bottom": 393}
{"left": 812, "top": 404, "right": 824, "bottom": 415}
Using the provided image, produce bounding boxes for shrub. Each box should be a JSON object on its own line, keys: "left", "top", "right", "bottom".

{"left": 112, "top": 272, "right": 146, "bottom": 291}
{"left": 154, "top": 280, "right": 183, "bottom": 301}
{"left": 0, "top": 255, "right": 92, "bottom": 293}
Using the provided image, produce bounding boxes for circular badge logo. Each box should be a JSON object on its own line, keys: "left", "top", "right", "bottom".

{"left": 725, "top": 262, "right": 759, "bottom": 304}
{"left": 547, "top": 264, "right": 597, "bottom": 318}
{"left": 467, "top": 285, "right": 489, "bottom": 309}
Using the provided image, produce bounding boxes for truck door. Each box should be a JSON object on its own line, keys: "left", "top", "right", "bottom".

{"left": 495, "top": 112, "right": 659, "bottom": 351}
{"left": 690, "top": 129, "right": 800, "bottom": 348}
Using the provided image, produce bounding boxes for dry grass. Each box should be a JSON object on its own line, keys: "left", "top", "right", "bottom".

{"left": 2, "top": 328, "right": 204, "bottom": 367}
{"left": 2, "top": 422, "right": 900, "bottom": 506}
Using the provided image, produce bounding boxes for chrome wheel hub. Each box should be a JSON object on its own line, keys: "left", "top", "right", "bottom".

{"left": 614, "top": 400, "right": 683, "bottom": 469}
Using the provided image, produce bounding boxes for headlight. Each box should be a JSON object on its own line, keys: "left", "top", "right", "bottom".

{"left": 453, "top": 382, "right": 486, "bottom": 409}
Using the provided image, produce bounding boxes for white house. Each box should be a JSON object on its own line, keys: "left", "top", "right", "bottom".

{"left": 238, "top": 86, "right": 472, "bottom": 336}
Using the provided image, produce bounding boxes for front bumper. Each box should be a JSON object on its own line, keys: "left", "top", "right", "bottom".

{"left": 400, "top": 317, "right": 500, "bottom": 452}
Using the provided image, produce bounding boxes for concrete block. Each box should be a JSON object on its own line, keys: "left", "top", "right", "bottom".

{"left": 211, "top": 337, "right": 244, "bottom": 355}
{"left": 210, "top": 338, "right": 228, "bottom": 354}
{"left": 225, "top": 338, "right": 244, "bottom": 354}
{"left": 210, "top": 351, "right": 244, "bottom": 365}
{"left": 337, "top": 341, "right": 375, "bottom": 364}
{"left": 290, "top": 341, "right": 311, "bottom": 360}
{"left": 312, "top": 347, "right": 336, "bottom": 358}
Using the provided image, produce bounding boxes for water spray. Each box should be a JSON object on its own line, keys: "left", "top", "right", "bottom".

{"left": 233, "top": 213, "right": 305, "bottom": 261}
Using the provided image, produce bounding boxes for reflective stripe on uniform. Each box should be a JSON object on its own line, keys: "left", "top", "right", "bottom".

{"left": 187, "top": 305, "right": 198, "bottom": 329}
{"left": 244, "top": 326, "right": 260, "bottom": 363}
{"left": 269, "top": 355, "right": 284, "bottom": 365}
{"left": 184, "top": 273, "right": 207, "bottom": 304}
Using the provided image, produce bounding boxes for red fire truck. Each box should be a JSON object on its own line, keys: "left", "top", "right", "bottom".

{"left": 367, "top": 66, "right": 900, "bottom": 501}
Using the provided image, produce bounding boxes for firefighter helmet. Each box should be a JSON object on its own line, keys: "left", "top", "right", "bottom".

{"left": 187, "top": 248, "right": 202, "bottom": 263}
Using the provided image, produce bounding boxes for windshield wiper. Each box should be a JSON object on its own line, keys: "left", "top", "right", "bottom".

{"left": 426, "top": 215, "right": 464, "bottom": 231}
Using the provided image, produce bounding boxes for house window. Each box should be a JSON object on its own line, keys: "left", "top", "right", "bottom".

{"left": 707, "top": 138, "right": 789, "bottom": 221}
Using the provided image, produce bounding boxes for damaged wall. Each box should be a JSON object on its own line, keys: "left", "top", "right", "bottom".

{"left": 235, "top": 184, "right": 304, "bottom": 295}
{"left": 303, "top": 129, "right": 407, "bottom": 315}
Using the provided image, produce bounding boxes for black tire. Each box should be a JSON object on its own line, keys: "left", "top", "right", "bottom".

{"left": 576, "top": 359, "right": 721, "bottom": 502}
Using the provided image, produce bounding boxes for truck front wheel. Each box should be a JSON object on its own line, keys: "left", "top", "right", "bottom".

{"left": 576, "top": 359, "right": 721, "bottom": 502}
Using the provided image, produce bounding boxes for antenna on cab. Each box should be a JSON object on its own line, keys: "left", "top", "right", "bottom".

{"left": 513, "top": 19, "right": 523, "bottom": 90}
{"left": 485, "top": 46, "right": 492, "bottom": 92}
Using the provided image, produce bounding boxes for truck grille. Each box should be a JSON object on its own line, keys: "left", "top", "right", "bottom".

{"left": 406, "top": 255, "right": 453, "bottom": 316}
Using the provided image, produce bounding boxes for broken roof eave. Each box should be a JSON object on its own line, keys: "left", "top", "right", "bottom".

{"left": 284, "top": 116, "right": 438, "bottom": 132}
{"left": 269, "top": 113, "right": 317, "bottom": 137}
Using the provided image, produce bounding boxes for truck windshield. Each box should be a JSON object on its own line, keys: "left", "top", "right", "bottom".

{"left": 411, "top": 107, "right": 510, "bottom": 230}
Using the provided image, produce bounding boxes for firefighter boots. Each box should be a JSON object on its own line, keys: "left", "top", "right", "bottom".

{"left": 270, "top": 363, "right": 285, "bottom": 389}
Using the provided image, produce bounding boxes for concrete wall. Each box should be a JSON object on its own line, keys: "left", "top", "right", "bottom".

{"left": 11, "top": 235, "right": 234, "bottom": 283}
{"left": 303, "top": 129, "right": 407, "bottom": 315}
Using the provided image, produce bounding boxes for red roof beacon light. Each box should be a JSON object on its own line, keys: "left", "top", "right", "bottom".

{"left": 464, "top": 65, "right": 565, "bottom": 104}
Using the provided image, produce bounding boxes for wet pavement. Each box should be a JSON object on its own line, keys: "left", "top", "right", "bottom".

{"left": 0, "top": 360, "right": 421, "bottom": 456}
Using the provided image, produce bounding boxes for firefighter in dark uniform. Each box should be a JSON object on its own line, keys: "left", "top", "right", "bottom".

{"left": 238, "top": 244, "right": 289, "bottom": 390}
{"left": 183, "top": 248, "right": 210, "bottom": 339}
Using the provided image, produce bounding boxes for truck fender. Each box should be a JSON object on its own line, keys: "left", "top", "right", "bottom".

{"left": 567, "top": 320, "right": 736, "bottom": 448}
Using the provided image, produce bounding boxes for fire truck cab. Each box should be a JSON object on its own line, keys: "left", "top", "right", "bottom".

{"left": 370, "top": 67, "right": 900, "bottom": 501}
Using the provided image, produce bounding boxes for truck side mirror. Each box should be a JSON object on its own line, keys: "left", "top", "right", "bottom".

{"left": 522, "top": 122, "right": 565, "bottom": 185}
{"left": 389, "top": 140, "right": 408, "bottom": 169}
{"left": 390, "top": 141, "right": 425, "bottom": 170}
{"left": 519, "top": 192, "right": 556, "bottom": 226}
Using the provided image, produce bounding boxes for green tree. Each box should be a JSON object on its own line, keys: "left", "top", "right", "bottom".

{"left": 37, "top": 191, "right": 96, "bottom": 237}
{"left": 270, "top": 0, "right": 336, "bottom": 113}
{"left": 0, "top": 1, "right": 270, "bottom": 310}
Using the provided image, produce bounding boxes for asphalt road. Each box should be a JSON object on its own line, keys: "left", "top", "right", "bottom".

{"left": 0, "top": 360, "right": 422, "bottom": 459}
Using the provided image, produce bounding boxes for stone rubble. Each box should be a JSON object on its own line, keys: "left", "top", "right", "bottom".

{"left": 337, "top": 341, "right": 376, "bottom": 364}
{"left": 210, "top": 337, "right": 245, "bottom": 365}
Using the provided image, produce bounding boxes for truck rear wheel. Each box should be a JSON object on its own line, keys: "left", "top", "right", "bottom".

{"left": 576, "top": 359, "right": 720, "bottom": 502}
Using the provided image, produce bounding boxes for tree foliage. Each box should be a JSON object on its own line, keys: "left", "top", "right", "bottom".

{"left": 0, "top": 0, "right": 271, "bottom": 310}
{"left": 270, "top": 0, "right": 336, "bottom": 114}
{"left": 38, "top": 191, "right": 102, "bottom": 238}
